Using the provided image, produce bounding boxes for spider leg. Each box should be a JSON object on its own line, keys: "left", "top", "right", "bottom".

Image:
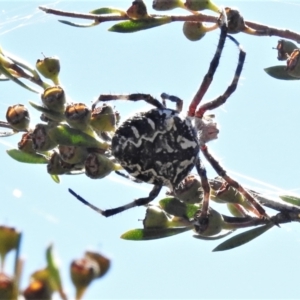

{"left": 92, "top": 93, "right": 165, "bottom": 110}
{"left": 69, "top": 185, "right": 162, "bottom": 217}
{"left": 188, "top": 9, "right": 228, "bottom": 117}
{"left": 160, "top": 93, "right": 183, "bottom": 112}
{"left": 115, "top": 170, "right": 143, "bottom": 183}
{"left": 200, "top": 144, "right": 269, "bottom": 219}
{"left": 195, "top": 35, "right": 246, "bottom": 118}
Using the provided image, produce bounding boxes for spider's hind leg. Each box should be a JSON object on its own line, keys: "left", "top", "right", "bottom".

{"left": 69, "top": 184, "right": 162, "bottom": 217}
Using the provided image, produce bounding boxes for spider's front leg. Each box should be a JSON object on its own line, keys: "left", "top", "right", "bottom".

{"left": 69, "top": 184, "right": 162, "bottom": 217}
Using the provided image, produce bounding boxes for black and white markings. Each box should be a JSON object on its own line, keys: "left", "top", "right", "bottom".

{"left": 112, "top": 108, "right": 199, "bottom": 189}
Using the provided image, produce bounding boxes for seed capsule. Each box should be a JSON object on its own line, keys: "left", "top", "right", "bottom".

{"left": 152, "top": 0, "right": 184, "bottom": 10}
{"left": 6, "top": 104, "right": 30, "bottom": 131}
{"left": 143, "top": 206, "right": 171, "bottom": 229}
{"left": 173, "top": 174, "right": 203, "bottom": 204}
{"left": 31, "top": 124, "right": 57, "bottom": 151}
{"left": 18, "top": 132, "right": 35, "bottom": 154}
{"left": 0, "top": 273, "right": 14, "bottom": 300}
{"left": 90, "top": 104, "right": 116, "bottom": 132}
{"left": 184, "top": 0, "right": 220, "bottom": 12}
{"left": 41, "top": 86, "right": 66, "bottom": 113}
{"left": 47, "top": 151, "right": 75, "bottom": 175}
{"left": 58, "top": 145, "right": 88, "bottom": 164}
{"left": 194, "top": 207, "right": 224, "bottom": 236}
{"left": 182, "top": 21, "right": 206, "bottom": 41}
{"left": 275, "top": 39, "right": 298, "bottom": 61}
{"left": 127, "top": 0, "right": 149, "bottom": 19}
{"left": 65, "top": 103, "right": 91, "bottom": 131}
{"left": 85, "top": 153, "right": 121, "bottom": 179}
{"left": 286, "top": 49, "right": 300, "bottom": 78}
{"left": 36, "top": 56, "right": 60, "bottom": 85}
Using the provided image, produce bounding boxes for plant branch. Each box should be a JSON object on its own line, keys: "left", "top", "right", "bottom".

{"left": 38, "top": 6, "right": 300, "bottom": 43}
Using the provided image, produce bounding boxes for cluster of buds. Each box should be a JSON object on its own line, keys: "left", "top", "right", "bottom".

{"left": 121, "top": 175, "right": 274, "bottom": 250}
{"left": 1, "top": 52, "right": 121, "bottom": 183}
{"left": 0, "top": 225, "right": 110, "bottom": 300}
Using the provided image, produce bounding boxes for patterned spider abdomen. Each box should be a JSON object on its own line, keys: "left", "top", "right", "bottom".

{"left": 112, "top": 108, "right": 199, "bottom": 190}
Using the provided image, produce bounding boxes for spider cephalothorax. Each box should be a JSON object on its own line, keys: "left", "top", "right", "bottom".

{"left": 69, "top": 10, "right": 269, "bottom": 231}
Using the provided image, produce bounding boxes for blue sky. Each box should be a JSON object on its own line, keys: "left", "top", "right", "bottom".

{"left": 1, "top": 1, "right": 300, "bottom": 299}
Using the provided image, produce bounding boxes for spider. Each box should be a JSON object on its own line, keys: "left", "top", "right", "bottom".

{"left": 69, "top": 11, "right": 268, "bottom": 232}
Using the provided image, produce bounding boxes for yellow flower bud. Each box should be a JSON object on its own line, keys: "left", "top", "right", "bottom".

{"left": 41, "top": 86, "right": 66, "bottom": 113}
{"left": 184, "top": 0, "right": 220, "bottom": 12}
{"left": 143, "top": 206, "right": 171, "bottom": 229}
{"left": 6, "top": 104, "right": 30, "bottom": 131}
{"left": 152, "top": 0, "right": 185, "bottom": 10}
{"left": 65, "top": 103, "right": 91, "bottom": 131}
{"left": 90, "top": 104, "right": 117, "bottom": 132}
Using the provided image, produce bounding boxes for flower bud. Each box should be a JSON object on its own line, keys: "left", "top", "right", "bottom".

{"left": 0, "top": 226, "right": 21, "bottom": 268}
{"left": 41, "top": 86, "right": 66, "bottom": 113}
{"left": 90, "top": 104, "right": 116, "bottom": 132}
{"left": 275, "top": 39, "right": 298, "bottom": 61}
{"left": 286, "top": 49, "right": 300, "bottom": 78}
{"left": 65, "top": 103, "right": 91, "bottom": 131}
{"left": 36, "top": 56, "right": 60, "bottom": 85}
{"left": 6, "top": 104, "right": 30, "bottom": 131}
{"left": 127, "top": 0, "right": 149, "bottom": 19}
{"left": 85, "top": 251, "right": 111, "bottom": 278}
{"left": 182, "top": 21, "right": 206, "bottom": 41}
{"left": 23, "top": 279, "right": 52, "bottom": 300}
{"left": 58, "top": 145, "right": 88, "bottom": 164}
{"left": 18, "top": 132, "right": 35, "bottom": 154}
{"left": 152, "top": 0, "right": 184, "bottom": 10}
{"left": 31, "top": 124, "right": 57, "bottom": 151}
{"left": 47, "top": 151, "right": 75, "bottom": 175}
{"left": 184, "top": 0, "right": 220, "bottom": 12}
{"left": 70, "top": 258, "right": 98, "bottom": 300}
{"left": 85, "top": 153, "right": 121, "bottom": 179}
{"left": 194, "top": 207, "right": 223, "bottom": 236}
{"left": 173, "top": 174, "right": 203, "bottom": 204}
{"left": 0, "top": 273, "right": 14, "bottom": 300}
{"left": 143, "top": 206, "right": 170, "bottom": 229}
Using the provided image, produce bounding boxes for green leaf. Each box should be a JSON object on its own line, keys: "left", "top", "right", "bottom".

{"left": 264, "top": 65, "right": 300, "bottom": 80}
{"left": 212, "top": 223, "right": 274, "bottom": 252}
{"left": 121, "top": 227, "right": 191, "bottom": 240}
{"left": 6, "top": 149, "right": 48, "bottom": 164}
{"left": 29, "top": 101, "right": 65, "bottom": 122}
{"left": 159, "top": 197, "right": 198, "bottom": 219}
{"left": 279, "top": 194, "right": 300, "bottom": 206}
{"left": 46, "top": 244, "right": 66, "bottom": 300}
{"left": 109, "top": 17, "right": 171, "bottom": 33}
{"left": 90, "top": 7, "right": 126, "bottom": 15}
{"left": 58, "top": 20, "right": 100, "bottom": 28}
{"left": 48, "top": 124, "right": 109, "bottom": 150}
{"left": 51, "top": 174, "right": 60, "bottom": 183}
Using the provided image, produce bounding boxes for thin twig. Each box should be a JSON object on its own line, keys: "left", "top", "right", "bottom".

{"left": 38, "top": 6, "right": 300, "bottom": 43}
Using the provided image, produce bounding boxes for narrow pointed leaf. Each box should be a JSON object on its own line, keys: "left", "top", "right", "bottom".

{"left": 121, "top": 227, "right": 192, "bottom": 240}
{"left": 109, "top": 17, "right": 171, "bottom": 33}
{"left": 29, "top": 101, "right": 65, "bottom": 122}
{"left": 213, "top": 223, "right": 274, "bottom": 252}
{"left": 0, "top": 131, "right": 16, "bottom": 137}
{"left": 264, "top": 65, "right": 300, "bottom": 80}
{"left": 0, "top": 64, "right": 40, "bottom": 93}
{"left": 51, "top": 174, "right": 60, "bottom": 183}
{"left": 279, "top": 195, "right": 300, "bottom": 206}
{"left": 90, "top": 7, "right": 126, "bottom": 15}
{"left": 48, "top": 124, "right": 109, "bottom": 150}
{"left": 6, "top": 149, "right": 48, "bottom": 164}
{"left": 193, "top": 229, "right": 234, "bottom": 240}
{"left": 46, "top": 244, "right": 66, "bottom": 300}
{"left": 58, "top": 20, "right": 99, "bottom": 28}
{"left": 159, "top": 197, "right": 198, "bottom": 219}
